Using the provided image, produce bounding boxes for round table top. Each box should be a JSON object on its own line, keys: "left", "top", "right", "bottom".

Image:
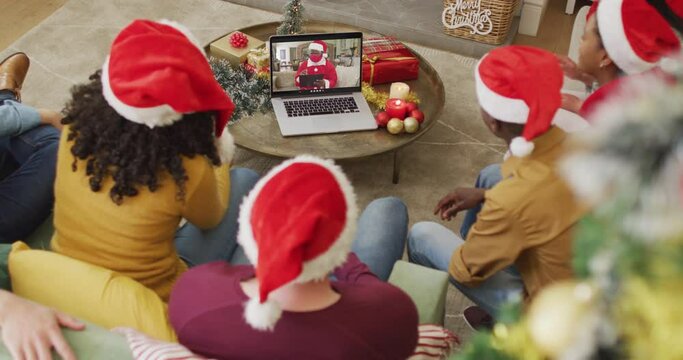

{"left": 206, "top": 21, "right": 445, "bottom": 160}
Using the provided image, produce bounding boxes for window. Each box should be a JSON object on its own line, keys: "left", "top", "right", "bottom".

{"left": 280, "top": 49, "right": 287, "bottom": 60}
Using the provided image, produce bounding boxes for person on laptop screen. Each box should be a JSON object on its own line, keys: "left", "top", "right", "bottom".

{"left": 295, "top": 40, "right": 338, "bottom": 90}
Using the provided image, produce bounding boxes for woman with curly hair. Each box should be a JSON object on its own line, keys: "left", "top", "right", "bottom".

{"left": 50, "top": 19, "right": 259, "bottom": 301}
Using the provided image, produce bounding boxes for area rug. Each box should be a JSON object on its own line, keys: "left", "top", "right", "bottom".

{"left": 2, "top": 0, "right": 508, "bottom": 344}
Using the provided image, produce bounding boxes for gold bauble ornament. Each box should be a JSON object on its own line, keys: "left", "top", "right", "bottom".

{"left": 404, "top": 117, "right": 419, "bottom": 133}
{"left": 387, "top": 118, "right": 404, "bottom": 134}
{"left": 527, "top": 281, "right": 596, "bottom": 358}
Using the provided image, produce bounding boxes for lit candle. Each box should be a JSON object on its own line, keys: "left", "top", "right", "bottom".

{"left": 385, "top": 98, "right": 408, "bottom": 120}
{"left": 389, "top": 82, "right": 410, "bottom": 100}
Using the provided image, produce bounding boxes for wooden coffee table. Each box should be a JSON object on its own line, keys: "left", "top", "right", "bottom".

{"left": 206, "top": 21, "right": 445, "bottom": 183}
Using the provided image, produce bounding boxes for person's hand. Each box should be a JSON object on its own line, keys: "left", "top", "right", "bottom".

{"left": 433, "top": 188, "right": 486, "bottom": 221}
{"left": 556, "top": 55, "right": 595, "bottom": 86}
{"left": 0, "top": 291, "right": 85, "bottom": 360}
{"left": 38, "top": 109, "right": 64, "bottom": 131}
{"left": 561, "top": 93, "right": 584, "bottom": 114}
{"left": 313, "top": 80, "right": 326, "bottom": 88}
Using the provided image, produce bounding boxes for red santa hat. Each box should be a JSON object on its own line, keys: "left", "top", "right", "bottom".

{"left": 475, "top": 46, "right": 563, "bottom": 158}
{"left": 586, "top": 0, "right": 599, "bottom": 20}
{"left": 309, "top": 40, "right": 328, "bottom": 57}
{"left": 102, "top": 19, "right": 236, "bottom": 163}
{"left": 237, "top": 155, "right": 358, "bottom": 331}
{"left": 596, "top": 0, "right": 681, "bottom": 75}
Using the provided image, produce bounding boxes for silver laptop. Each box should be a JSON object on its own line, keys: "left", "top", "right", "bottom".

{"left": 269, "top": 32, "right": 377, "bottom": 136}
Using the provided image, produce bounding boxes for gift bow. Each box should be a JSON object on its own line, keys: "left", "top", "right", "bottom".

{"left": 362, "top": 54, "right": 417, "bottom": 85}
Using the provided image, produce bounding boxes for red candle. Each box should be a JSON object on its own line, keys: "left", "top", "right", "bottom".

{"left": 385, "top": 98, "right": 408, "bottom": 120}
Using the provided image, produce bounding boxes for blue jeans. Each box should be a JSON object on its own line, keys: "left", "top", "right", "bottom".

{"left": 0, "top": 93, "right": 60, "bottom": 243}
{"left": 351, "top": 197, "right": 408, "bottom": 281}
{"left": 407, "top": 164, "right": 524, "bottom": 317}
{"left": 175, "top": 167, "right": 260, "bottom": 266}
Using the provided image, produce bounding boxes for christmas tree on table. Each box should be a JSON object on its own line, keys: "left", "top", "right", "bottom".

{"left": 276, "top": 0, "right": 305, "bottom": 35}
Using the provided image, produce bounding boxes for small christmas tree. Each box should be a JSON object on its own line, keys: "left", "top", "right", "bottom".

{"left": 210, "top": 58, "right": 271, "bottom": 124}
{"left": 276, "top": 0, "right": 305, "bottom": 35}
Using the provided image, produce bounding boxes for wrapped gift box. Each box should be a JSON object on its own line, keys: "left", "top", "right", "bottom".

{"left": 210, "top": 31, "right": 265, "bottom": 68}
{"left": 245, "top": 47, "right": 270, "bottom": 74}
{"left": 362, "top": 37, "right": 419, "bottom": 85}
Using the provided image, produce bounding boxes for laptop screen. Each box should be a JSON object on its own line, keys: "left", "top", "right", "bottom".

{"left": 270, "top": 32, "right": 362, "bottom": 97}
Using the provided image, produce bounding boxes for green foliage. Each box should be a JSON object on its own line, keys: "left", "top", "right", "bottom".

{"left": 496, "top": 300, "right": 522, "bottom": 326}
{"left": 276, "top": 0, "right": 305, "bottom": 35}
{"left": 572, "top": 215, "right": 611, "bottom": 278}
{"left": 209, "top": 57, "right": 271, "bottom": 123}
{"left": 455, "top": 332, "right": 514, "bottom": 360}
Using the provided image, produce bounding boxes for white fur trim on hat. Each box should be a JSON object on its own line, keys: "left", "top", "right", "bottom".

{"left": 309, "top": 42, "right": 324, "bottom": 52}
{"left": 597, "top": 0, "right": 654, "bottom": 75}
{"left": 237, "top": 155, "right": 358, "bottom": 283}
{"left": 157, "top": 19, "right": 207, "bottom": 59}
{"left": 510, "top": 136, "right": 535, "bottom": 157}
{"left": 475, "top": 58, "right": 529, "bottom": 124}
{"left": 101, "top": 56, "right": 183, "bottom": 127}
{"left": 244, "top": 297, "right": 282, "bottom": 331}
{"left": 215, "top": 129, "right": 235, "bottom": 164}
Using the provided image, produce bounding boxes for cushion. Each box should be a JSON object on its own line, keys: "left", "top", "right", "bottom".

{"left": 0, "top": 321, "right": 133, "bottom": 360}
{"left": 8, "top": 242, "right": 176, "bottom": 342}
{"left": 388, "top": 260, "right": 449, "bottom": 325}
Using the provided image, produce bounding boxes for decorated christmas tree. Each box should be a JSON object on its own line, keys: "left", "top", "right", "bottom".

{"left": 457, "top": 58, "right": 683, "bottom": 359}
{"left": 209, "top": 58, "right": 271, "bottom": 124}
{"left": 276, "top": 0, "right": 305, "bottom": 35}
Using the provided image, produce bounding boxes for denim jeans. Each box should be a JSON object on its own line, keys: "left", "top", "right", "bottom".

{"left": 177, "top": 169, "right": 409, "bottom": 282}
{"left": 407, "top": 164, "right": 524, "bottom": 317}
{"left": 0, "top": 93, "right": 60, "bottom": 243}
{"left": 175, "top": 167, "right": 260, "bottom": 266}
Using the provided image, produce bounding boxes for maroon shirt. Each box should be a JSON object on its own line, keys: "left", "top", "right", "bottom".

{"left": 169, "top": 253, "right": 418, "bottom": 359}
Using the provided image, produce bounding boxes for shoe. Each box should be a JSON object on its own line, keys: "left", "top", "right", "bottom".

{"left": 463, "top": 305, "right": 494, "bottom": 331}
{"left": 0, "top": 53, "right": 30, "bottom": 100}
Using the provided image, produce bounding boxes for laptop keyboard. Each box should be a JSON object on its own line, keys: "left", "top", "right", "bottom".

{"left": 284, "top": 97, "right": 360, "bottom": 117}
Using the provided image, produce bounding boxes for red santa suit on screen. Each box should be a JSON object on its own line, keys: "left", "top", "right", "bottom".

{"left": 295, "top": 40, "right": 338, "bottom": 90}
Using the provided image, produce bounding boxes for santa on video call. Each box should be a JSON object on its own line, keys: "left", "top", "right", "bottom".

{"left": 295, "top": 40, "right": 338, "bottom": 90}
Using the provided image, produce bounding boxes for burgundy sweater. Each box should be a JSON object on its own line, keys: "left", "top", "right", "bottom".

{"left": 168, "top": 253, "right": 418, "bottom": 359}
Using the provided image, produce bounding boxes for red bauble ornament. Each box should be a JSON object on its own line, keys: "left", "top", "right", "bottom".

{"left": 230, "top": 32, "right": 249, "bottom": 49}
{"left": 410, "top": 109, "right": 425, "bottom": 124}
{"left": 375, "top": 111, "right": 391, "bottom": 127}
{"left": 405, "top": 102, "right": 419, "bottom": 113}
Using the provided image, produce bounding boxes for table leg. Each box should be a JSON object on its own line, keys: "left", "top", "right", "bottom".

{"left": 392, "top": 150, "right": 400, "bottom": 184}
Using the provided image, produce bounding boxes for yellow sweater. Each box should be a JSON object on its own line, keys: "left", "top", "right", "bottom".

{"left": 51, "top": 126, "right": 230, "bottom": 301}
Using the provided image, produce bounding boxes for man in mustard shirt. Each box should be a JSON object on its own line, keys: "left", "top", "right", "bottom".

{"left": 408, "top": 46, "right": 585, "bottom": 329}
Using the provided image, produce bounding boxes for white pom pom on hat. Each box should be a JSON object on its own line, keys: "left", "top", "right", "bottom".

{"left": 510, "top": 136, "right": 535, "bottom": 157}
{"left": 244, "top": 297, "right": 283, "bottom": 332}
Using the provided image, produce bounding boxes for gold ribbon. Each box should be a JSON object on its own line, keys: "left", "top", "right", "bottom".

{"left": 362, "top": 54, "right": 417, "bottom": 85}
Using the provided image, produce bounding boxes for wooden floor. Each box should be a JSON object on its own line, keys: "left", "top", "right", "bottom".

{"left": 0, "top": 0, "right": 68, "bottom": 52}
{"left": 1, "top": 0, "right": 587, "bottom": 54}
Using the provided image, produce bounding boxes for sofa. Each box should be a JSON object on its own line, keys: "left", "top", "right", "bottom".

{"left": 0, "top": 216, "right": 452, "bottom": 358}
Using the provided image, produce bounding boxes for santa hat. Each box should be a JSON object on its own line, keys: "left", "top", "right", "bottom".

{"left": 102, "top": 19, "right": 236, "bottom": 163}
{"left": 309, "top": 40, "right": 328, "bottom": 57}
{"left": 475, "top": 46, "right": 563, "bottom": 158}
{"left": 237, "top": 155, "right": 358, "bottom": 331}
{"left": 586, "top": 0, "right": 598, "bottom": 20}
{"left": 596, "top": 0, "right": 681, "bottom": 75}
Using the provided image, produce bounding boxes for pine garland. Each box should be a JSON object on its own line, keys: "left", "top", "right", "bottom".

{"left": 209, "top": 57, "right": 272, "bottom": 123}
{"left": 276, "top": 0, "right": 305, "bottom": 35}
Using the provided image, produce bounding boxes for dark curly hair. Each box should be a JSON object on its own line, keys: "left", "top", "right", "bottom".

{"left": 62, "top": 70, "right": 222, "bottom": 205}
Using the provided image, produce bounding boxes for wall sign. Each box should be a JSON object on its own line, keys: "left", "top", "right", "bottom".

{"left": 442, "top": 0, "right": 494, "bottom": 36}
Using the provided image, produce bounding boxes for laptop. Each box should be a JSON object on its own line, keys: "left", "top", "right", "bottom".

{"left": 269, "top": 32, "right": 377, "bottom": 136}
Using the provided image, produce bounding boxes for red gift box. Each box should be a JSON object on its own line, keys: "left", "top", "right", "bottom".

{"left": 362, "top": 37, "right": 419, "bottom": 85}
